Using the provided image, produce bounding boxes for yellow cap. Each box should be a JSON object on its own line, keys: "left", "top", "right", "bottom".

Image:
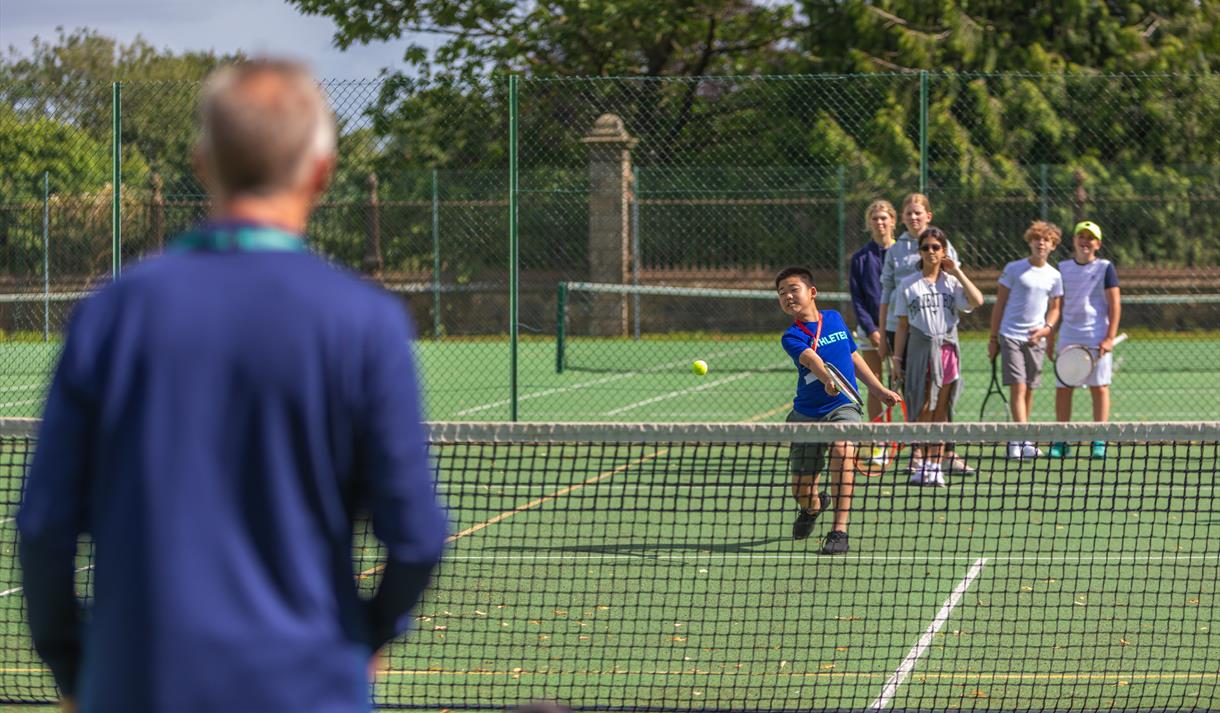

{"left": 1074, "top": 221, "right": 1102, "bottom": 241}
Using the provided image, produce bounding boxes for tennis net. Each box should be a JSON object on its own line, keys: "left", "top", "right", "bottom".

{"left": 1, "top": 419, "right": 1218, "bottom": 711}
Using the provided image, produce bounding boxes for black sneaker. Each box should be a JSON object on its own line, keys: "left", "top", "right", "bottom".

{"left": 792, "top": 492, "right": 831, "bottom": 540}
{"left": 821, "top": 529, "right": 849, "bottom": 555}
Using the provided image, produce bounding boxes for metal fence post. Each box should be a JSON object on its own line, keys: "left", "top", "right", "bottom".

{"left": 836, "top": 165, "right": 847, "bottom": 307}
{"left": 631, "top": 166, "right": 640, "bottom": 340}
{"left": 112, "top": 82, "right": 122, "bottom": 277}
{"left": 365, "top": 172, "right": 383, "bottom": 278}
{"left": 919, "top": 70, "right": 928, "bottom": 194}
{"left": 432, "top": 168, "right": 442, "bottom": 340}
{"left": 555, "top": 282, "right": 567, "bottom": 373}
{"left": 508, "top": 75, "right": 520, "bottom": 421}
{"left": 1039, "top": 163, "right": 1049, "bottom": 220}
{"left": 42, "top": 172, "right": 50, "bottom": 342}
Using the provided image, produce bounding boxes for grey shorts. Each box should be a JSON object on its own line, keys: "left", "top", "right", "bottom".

{"left": 786, "top": 405, "right": 863, "bottom": 475}
{"left": 1000, "top": 336, "right": 1047, "bottom": 387}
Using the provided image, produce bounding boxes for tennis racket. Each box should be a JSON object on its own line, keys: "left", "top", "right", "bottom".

{"left": 1054, "top": 333, "right": 1128, "bottom": 387}
{"left": 979, "top": 354, "right": 1009, "bottom": 421}
{"left": 824, "top": 363, "right": 864, "bottom": 410}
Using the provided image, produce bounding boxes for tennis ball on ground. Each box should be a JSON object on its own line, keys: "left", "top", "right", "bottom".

{"left": 691, "top": 359, "right": 709, "bottom": 376}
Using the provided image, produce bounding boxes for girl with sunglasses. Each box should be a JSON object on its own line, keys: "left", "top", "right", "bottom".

{"left": 879, "top": 193, "right": 974, "bottom": 475}
{"left": 892, "top": 227, "right": 984, "bottom": 486}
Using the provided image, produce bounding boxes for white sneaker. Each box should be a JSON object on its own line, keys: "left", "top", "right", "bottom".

{"left": 1008, "top": 441, "right": 1042, "bottom": 459}
{"left": 909, "top": 463, "right": 926, "bottom": 486}
{"left": 923, "top": 463, "right": 947, "bottom": 487}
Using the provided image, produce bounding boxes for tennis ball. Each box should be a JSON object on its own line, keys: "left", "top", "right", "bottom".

{"left": 691, "top": 359, "right": 708, "bottom": 376}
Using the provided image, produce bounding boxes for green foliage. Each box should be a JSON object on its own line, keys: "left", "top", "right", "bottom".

{"left": 0, "top": 28, "right": 239, "bottom": 195}
{"left": 2, "top": 9, "right": 1219, "bottom": 279}
{"left": 0, "top": 105, "right": 110, "bottom": 201}
{"left": 290, "top": 0, "right": 796, "bottom": 79}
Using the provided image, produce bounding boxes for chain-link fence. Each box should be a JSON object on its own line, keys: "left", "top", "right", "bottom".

{"left": 0, "top": 73, "right": 1217, "bottom": 421}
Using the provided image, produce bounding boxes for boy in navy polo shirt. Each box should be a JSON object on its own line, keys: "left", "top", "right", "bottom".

{"left": 777, "top": 266, "right": 901, "bottom": 554}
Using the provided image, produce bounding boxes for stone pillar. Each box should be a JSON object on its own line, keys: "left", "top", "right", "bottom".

{"left": 581, "top": 114, "right": 637, "bottom": 336}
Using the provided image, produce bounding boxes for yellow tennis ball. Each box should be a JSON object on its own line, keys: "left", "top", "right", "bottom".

{"left": 691, "top": 359, "right": 708, "bottom": 376}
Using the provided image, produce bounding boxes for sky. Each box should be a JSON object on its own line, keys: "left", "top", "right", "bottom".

{"left": 0, "top": 0, "right": 422, "bottom": 79}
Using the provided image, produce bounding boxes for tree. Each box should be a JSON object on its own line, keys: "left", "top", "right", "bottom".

{"left": 290, "top": 0, "right": 799, "bottom": 79}
{"left": 1, "top": 28, "right": 242, "bottom": 193}
{"left": 796, "top": 1, "right": 1220, "bottom": 74}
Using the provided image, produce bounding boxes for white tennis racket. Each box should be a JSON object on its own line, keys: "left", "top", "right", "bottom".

{"left": 824, "top": 363, "right": 864, "bottom": 410}
{"left": 1054, "top": 333, "right": 1128, "bottom": 387}
{"left": 803, "top": 363, "right": 863, "bottom": 408}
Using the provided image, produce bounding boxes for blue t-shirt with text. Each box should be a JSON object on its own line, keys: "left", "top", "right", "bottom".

{"left": 781, "top": 309, "right": 859, "bottom": 418}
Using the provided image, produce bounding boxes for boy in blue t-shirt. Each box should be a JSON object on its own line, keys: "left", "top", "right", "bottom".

{"left": 776, "top": 266, "right": 901, "bottom": 554}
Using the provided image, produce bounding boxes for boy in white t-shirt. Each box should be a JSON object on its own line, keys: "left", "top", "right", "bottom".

{"left": 1050, "top": 221, "right": 1122, "bottom": 459}
{"left": 988, "top": 221, "right": 1064, "bottom": 458}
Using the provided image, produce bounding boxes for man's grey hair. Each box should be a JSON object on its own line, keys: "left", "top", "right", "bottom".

{"left": 197, "top": 59, "right": 336, "bottom": 196}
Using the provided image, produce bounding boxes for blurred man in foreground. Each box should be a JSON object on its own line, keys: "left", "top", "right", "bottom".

{"left": 18, "top": 59, "right": 447, "bottom": 713}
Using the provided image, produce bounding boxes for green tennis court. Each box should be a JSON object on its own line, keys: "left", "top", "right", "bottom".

{"left": 0, "top": 421, "right": 1216, "bottom": 710}
{"left": 4, "top": 332, "right": 1219, "bottom": 423}
{"left": 362, "top": 429, "right": 1219, "bottom": 710}
{"left": 417, "top": 332, "right": 1220, "bottom": 422}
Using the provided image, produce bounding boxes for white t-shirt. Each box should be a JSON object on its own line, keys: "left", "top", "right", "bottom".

{"left": 894, "top": 272, "right": 972, "bottom": 337}
{"left": 997, "top": 259, "right": 1063, "bottom": 340}
{"left": 878, "top": 232, "right": 961, "bottom": 331}
{"left": 1059, "top": 258, "right": 1119, "bottom": 344}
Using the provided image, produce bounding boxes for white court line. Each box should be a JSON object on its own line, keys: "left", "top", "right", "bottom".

{"left": 605, "top": 361, "right": 789, "bottom": 416}
{"left": 0, "top": 517, "right": 13, "bottom": 525}
{"left": 439, "top": 552, "right": 1218, "bottom": 564}
{"left": 605, "top": 372, "right": 757, "bottom": 416}
{"left": 0, "top": 398, "right": 42, "bottom": 409}
{"left": 457, "top": 371, "right": 639, "bottom": 416}
{"left": 0, "top": 564, "right": 93, "bottom": 598}
{"left": 455, "top": 345, "right": 768, "bottom": 417}
{"left": 0, "top": 384, "right": 46, "bottom": 394}
{"left": 868, "top": 557, "right": 988, "bottom": 711}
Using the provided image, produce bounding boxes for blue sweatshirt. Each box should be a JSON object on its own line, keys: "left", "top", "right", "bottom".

{"left": 18, "top": 223, "right": 448, "bottom": 713}
{"left": 849, "top": 240, "right": 889, "bottom": 336}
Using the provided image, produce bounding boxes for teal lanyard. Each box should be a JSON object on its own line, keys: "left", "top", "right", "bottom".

{"left": 170, "top": 226, "right": 307, "bottom": 253}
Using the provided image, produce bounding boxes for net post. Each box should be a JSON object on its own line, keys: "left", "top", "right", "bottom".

{"left": 555, "top": 281, "right": 567, "bottom": 373}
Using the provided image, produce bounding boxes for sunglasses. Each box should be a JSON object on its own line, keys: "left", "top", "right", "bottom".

{"left": 918, "top": 244, "right": 943, "bottom": 252}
